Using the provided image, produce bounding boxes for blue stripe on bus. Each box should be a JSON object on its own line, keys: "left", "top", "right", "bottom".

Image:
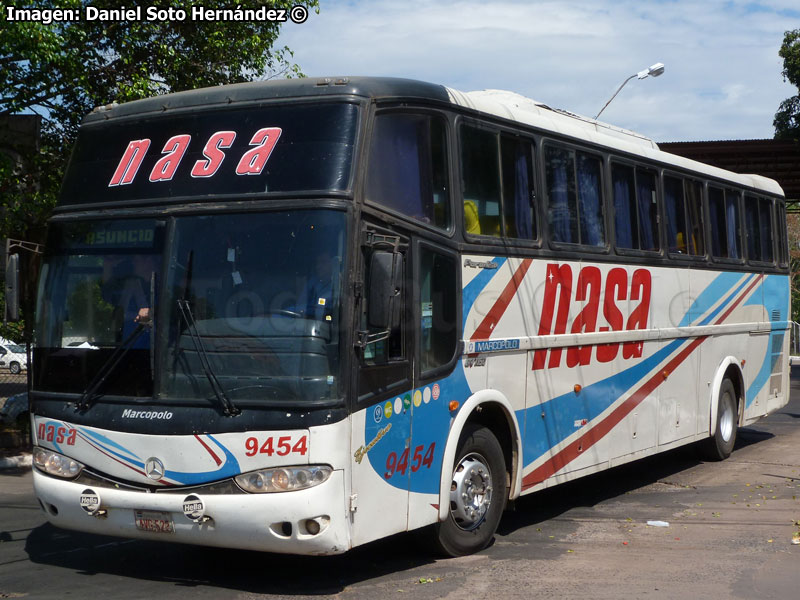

{"left": 744, "top": 275, "right": 789, "bottom": 407}
{"left": 77, "top": 426, "right": 145, "bottom": 469}
{"left": 520, "top": 336, "right": 688, "bottom": 465}
{"left": 77, "top": 426, "right": 141, "bottom": 464}
{"left": 461, "top": 257, "right": 506, "bottom": 330}
{"left": 521, "top": 271, "right": 769, "bottom": 465}
{"left": 162, "top": 434, "right": 241, "bottom": 485}
{"left": 677, "top": 272, "right": 751, "bottom": 328}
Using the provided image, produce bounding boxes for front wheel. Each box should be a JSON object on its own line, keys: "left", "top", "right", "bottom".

{"left": 431, "top": 424, "right": 507, "bottom": 557}
{"left": 701, "top": 378, "right": 738, "bottom": 460}
{"left": 9, "top": 362, "right": 20, "bottom": 375}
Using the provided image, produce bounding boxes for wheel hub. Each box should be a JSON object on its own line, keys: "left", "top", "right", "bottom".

{"left": 449, "top": 454, "right": 493, "bottom": 530}
{"left": 719, "top": 392, "right": 734, "bottom": 442}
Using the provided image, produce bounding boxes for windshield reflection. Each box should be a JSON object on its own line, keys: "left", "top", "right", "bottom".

{"left": 34, "top": 210, "right": 346, "bottom": 406}
{"left": 34, "top": 219, "right": 163, "bottom": 396}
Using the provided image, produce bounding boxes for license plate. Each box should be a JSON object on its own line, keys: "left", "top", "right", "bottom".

{"left": 134, "top": 510, "right": 174, "bottom": 534}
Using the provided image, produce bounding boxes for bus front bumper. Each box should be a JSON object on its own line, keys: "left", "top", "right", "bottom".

{"left": 33, "top": 468, "right": 351, "bottom": 555}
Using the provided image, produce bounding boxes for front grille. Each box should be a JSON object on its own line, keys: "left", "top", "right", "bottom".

{"left": 73, "top": 469, "right": 242, "bottom": 495}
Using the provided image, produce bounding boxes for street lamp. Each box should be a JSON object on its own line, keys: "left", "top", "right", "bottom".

{"left": 594, "top": 62, "right": 665, "bottom": 121}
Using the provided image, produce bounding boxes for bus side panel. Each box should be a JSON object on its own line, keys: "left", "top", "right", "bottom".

{"left": 350, "top": 373, "right": 474, "bottom": 540}
{"left": 522, "top": 258, "right": 589, "bottom": 486}
{"left": 655, "top": 267, "right": 699, "bottom": 447}
{"left": 742, "top": 274, "right": 790, "bottom": 422}
{"left": 349, "top": 405, "right": 410, "bottom": 547}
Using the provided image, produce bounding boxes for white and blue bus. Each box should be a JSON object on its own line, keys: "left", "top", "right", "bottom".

{"left": 21, "top": 77, "right": 789, "bottom": 556}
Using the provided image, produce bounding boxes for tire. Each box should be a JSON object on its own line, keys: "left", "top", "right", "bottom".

{"left": 701, "top": 378, "right": 738, "bottom": 461}
{"left": 431, "top": 424, "right": 507, "bottom": 557}
{"left": 9, "top": 362, "right": 20, "bottom": 375}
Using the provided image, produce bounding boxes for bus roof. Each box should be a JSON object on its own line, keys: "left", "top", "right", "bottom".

{"left": 86, "top": 76, "right": 784, "bottom": 198}
{"left": 446, "top": 88, "right": 784, "bottom": 197}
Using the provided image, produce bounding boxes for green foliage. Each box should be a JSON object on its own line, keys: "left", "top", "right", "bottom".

{"left": 1, "top": 0, "right": 317, "bottom": 140}
{"left": 775, "top": 29, "right": 800, "bottom": 141}
{"left": 65, "top": 277, "right": 114, "bottom": 342}
{"left": 0, "top": 0, "right": 318, "bottom": 341}
{"left": 0, "top": 287, "right": 25, "bottom": 343}
{"left": 0, "top": 0, "right": 318, "bottom": 235}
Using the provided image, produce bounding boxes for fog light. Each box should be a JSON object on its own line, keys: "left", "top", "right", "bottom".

{"left": 305, "top": 519, "right": 321, "bottom": 535}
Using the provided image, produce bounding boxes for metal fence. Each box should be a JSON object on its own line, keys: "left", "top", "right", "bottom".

{"left": 0, "top": 341, "right": 29, "bottom": 448}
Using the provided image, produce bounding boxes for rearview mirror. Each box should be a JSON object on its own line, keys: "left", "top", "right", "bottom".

{"left": 367, "top": 251, "right": 403, "bottom": 330}
{"left": 4, "top": 252, "right": 19, "bottom": 322}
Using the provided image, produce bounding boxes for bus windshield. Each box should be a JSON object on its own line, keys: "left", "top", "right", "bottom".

{"left": 33, "top": 210, "right": 346, "bottom": 406}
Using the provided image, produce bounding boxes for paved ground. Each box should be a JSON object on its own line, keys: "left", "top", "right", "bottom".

{"left": 1, "top": 371, "right": 799, "bottom": 599}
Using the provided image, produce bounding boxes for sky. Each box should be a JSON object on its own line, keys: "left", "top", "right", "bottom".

{"left": 276, "top": 0, "right": 800, "bottom": 142}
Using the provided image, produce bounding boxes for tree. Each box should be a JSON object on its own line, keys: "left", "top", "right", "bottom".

{"left": 774, "top": 28, "right": 800, "bottom": 141}
{"left": 1, "top": 0, "right": 317, "bottom": 233}
{"left": 1, "top": 0, "right": 317, "bottom": 340}
{"left": 788, "top": 214, "right": 800, "bottom": 323}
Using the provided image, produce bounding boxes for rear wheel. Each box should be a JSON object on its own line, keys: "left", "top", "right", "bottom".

{"left": 701, "top": 378, "right": 738, "bottom": 460}
{"left": 9, "top": 362, "right": 20, "bottom": 375}
{"left": 431, "top": 424, "right": 506, "bottom": 557}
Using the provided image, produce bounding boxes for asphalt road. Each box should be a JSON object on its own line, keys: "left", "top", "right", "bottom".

{"left": 2, "top": 371, "right": 800, "bottom": 599}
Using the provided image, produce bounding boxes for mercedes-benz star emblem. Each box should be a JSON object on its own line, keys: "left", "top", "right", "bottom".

{"left": 145, "top": 457, "right": 165, "bottom": 480}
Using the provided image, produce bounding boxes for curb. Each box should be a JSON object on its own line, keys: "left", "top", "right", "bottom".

{"left": 0, "top": 453, "right": 32, "bottom": 471}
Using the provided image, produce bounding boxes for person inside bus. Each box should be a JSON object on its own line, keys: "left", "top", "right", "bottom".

{"left": 299, "top": 251, "right": 335, "bottom": 321}
{"left": 102, "top": 254, "right": 156, "bottom": 345}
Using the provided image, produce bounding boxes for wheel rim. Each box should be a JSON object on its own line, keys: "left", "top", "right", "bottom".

{"left": 449, "top": 453, "right": 493, "bottom": 531}
{"left": 719, "top": 392, "right": 735, "bottom": 442}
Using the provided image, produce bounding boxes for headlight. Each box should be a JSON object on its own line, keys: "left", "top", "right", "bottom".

{"left": 33, "top": 446, "right": 84, "bottom": 479}
{"left": 234, "top": 465, "right": 332, "bottom": 493}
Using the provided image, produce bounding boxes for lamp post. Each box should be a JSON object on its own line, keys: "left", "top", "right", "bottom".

{"left": 594, "top": 63, "right": 665, "bottom": 121}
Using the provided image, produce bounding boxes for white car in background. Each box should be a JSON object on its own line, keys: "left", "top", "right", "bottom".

{"left": 0, "top": 342, "right": 27, "bottom": 374}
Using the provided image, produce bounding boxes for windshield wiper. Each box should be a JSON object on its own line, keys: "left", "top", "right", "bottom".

{"left": 176, "top": 299, "right": 241, "bottom": 417}
{"left": 76, "top": 323, "right": 148, "bottom": 412}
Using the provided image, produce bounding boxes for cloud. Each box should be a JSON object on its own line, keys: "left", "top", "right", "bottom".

{"left": 278, "top": 0, "right": 798, "bottom": 140}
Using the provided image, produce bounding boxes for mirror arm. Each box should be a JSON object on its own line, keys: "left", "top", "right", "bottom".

{"left": 354, "top": 329, "right": 390, "bottom": 349}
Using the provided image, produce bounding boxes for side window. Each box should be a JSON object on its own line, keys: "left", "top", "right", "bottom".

{"left": 708, "top": 187, "right": 742, "bottom": 260}
{"left": 544, "top": 145, "right": 604, "bottom": 246}
{"left": 777, "top": 201, "right": 788, "bottom": 266}
{"left": 419, "top": 246, "right": 457, "bottom": 374}
{"left": 500, "top": 135, "right": 536, "bottom": 240}
{"left": 366, "top": 113, "right": 449, "bottom": 229}
{"left": 759, "top": 198, "right": 774, "bottom": 263}
{"left": 686, "top": 180, "right": 705, "bottom": 256}
{"left": 664, "top": 176, "right": 688, "bottom": 254}
{"left": 664, "top": 175, "right": 704, "bottom": 256}
{"left": 744, "top": 195, "right": 774, "bottom": 263}
{"left": 612, "top": 164, "right": 659, "bottom": 251}
{"left": 460, "top": 126, "right": 537, "bottom": 240}
{"left": 744, "top": 196, "right": 760, "bottom": 261}
{"left": 461, "top": 126, "right": 501, "bottom": 237}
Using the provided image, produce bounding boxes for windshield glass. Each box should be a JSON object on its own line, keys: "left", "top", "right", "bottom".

{"left": 34, "top": 210, "right": 347, "bottom": 406}
{"left": 34, "top": 218, "right": 165, "bottom": 396}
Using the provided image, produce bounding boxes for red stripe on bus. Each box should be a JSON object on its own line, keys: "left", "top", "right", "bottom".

{"left": 522, "top": 336, "right": 706, "bottom": 489}
{"left": 194, "top": 434, "right": 223, "bottom": 466}
{"left": 75, "top": 431, "right": 156, "bottom": 482}
{"left": 471, "top": 258, "right": 532, "bottom": 341}
{"left": 521, "top": 272, "right": 763, "bottom": 490}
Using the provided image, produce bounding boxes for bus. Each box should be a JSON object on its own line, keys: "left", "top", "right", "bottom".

{"left": 20, "top": 77, "right": 789, "bottom": 557}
